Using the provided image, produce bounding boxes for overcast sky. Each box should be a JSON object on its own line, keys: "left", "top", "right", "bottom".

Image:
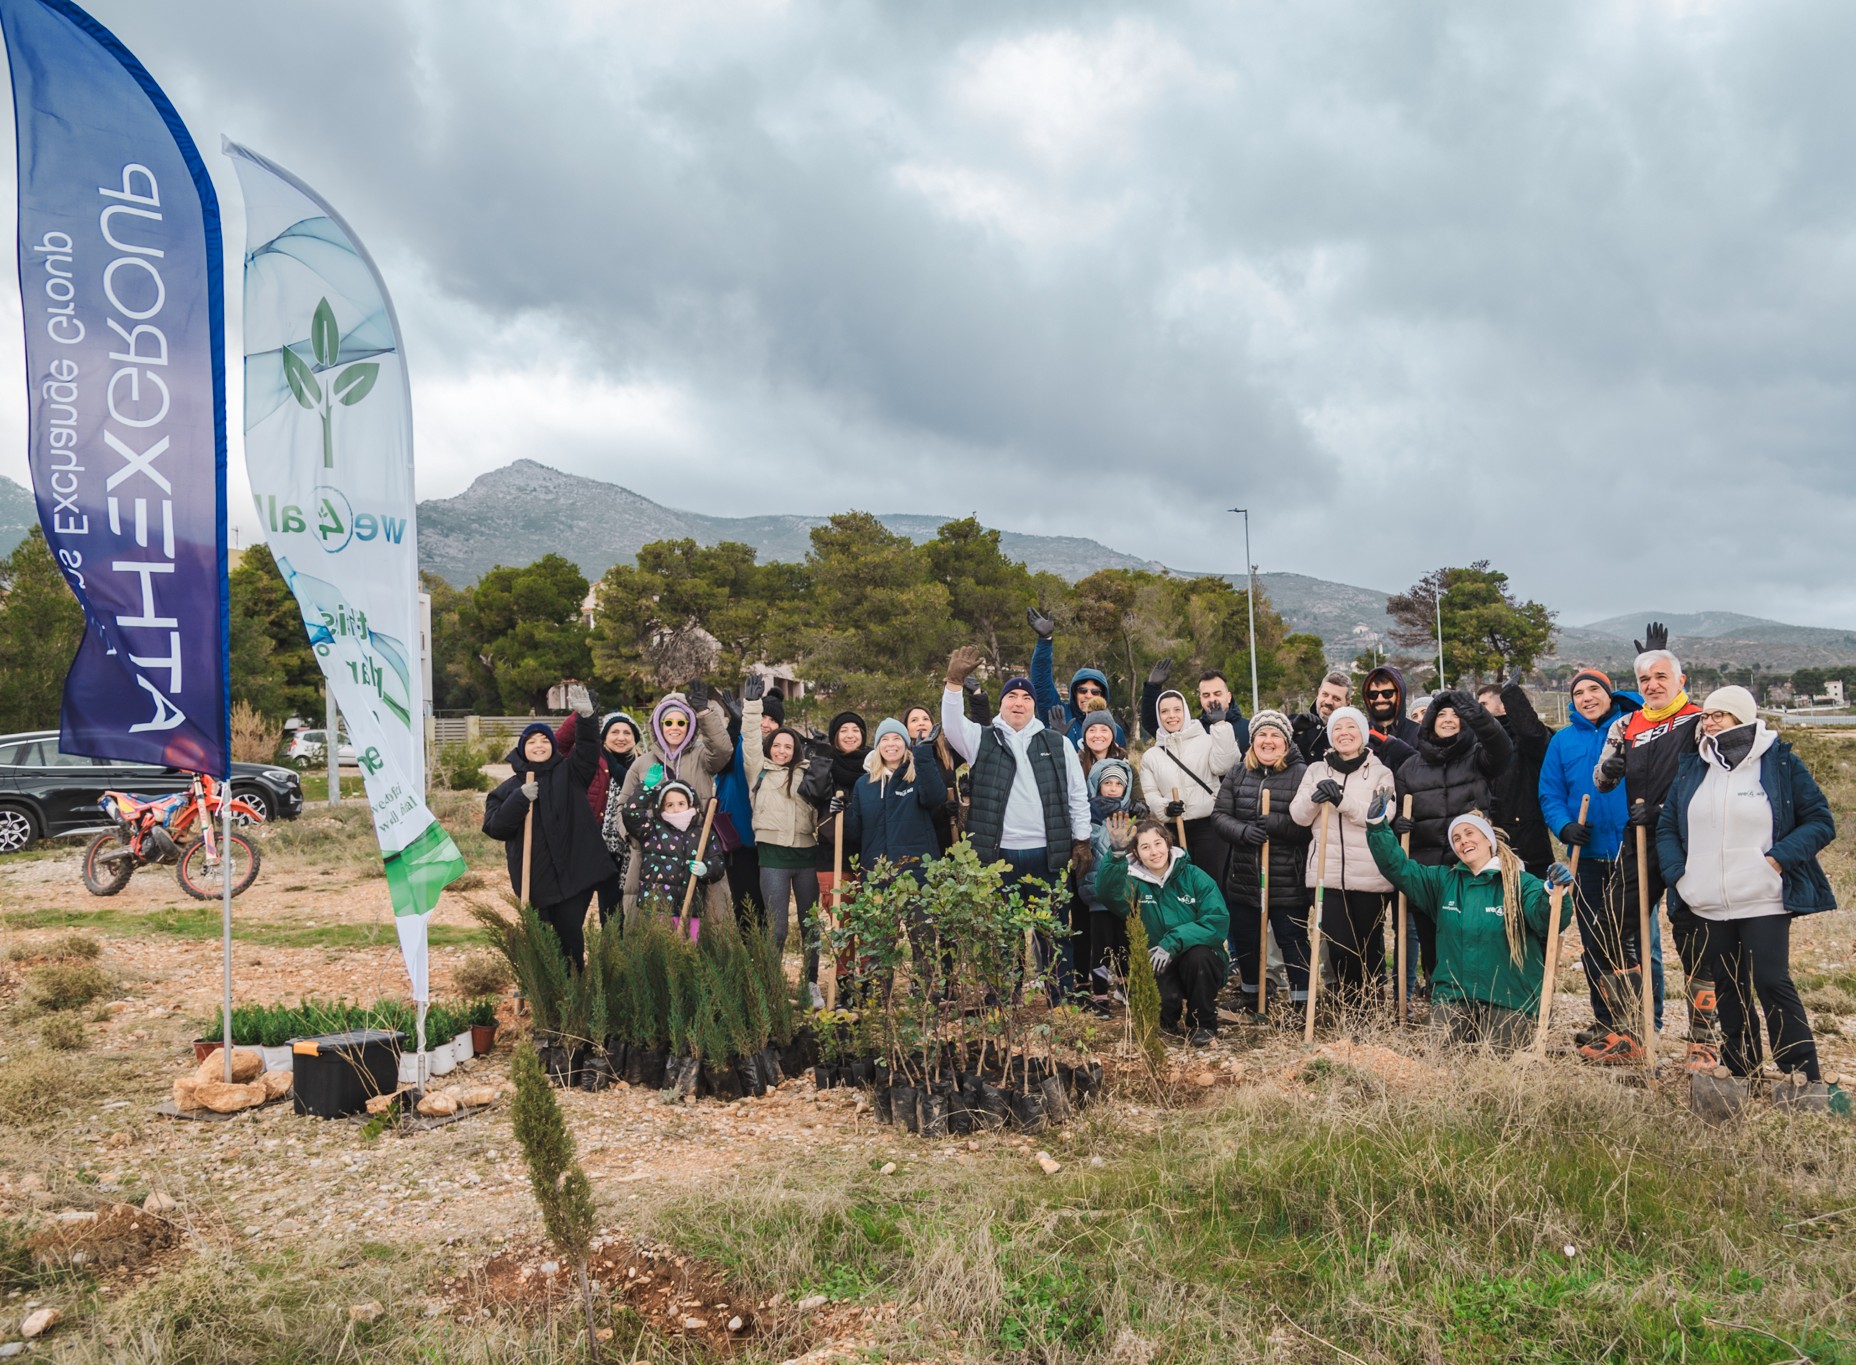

{"left": 3, "top": 0, "right": 1853, "bottom": 627}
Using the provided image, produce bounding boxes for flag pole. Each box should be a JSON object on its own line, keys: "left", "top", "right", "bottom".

{"left": 222, "top": 786, "right": 234, "bottom": 1081}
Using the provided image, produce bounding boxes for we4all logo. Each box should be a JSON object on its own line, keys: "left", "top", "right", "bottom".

{"left": 280, "top": 296, "right": 380, "bottom": 469}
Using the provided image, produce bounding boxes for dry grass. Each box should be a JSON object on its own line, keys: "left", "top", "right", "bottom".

{"left": 36, "top": 1011, "right": 88, "bottom": 1051}
{"left": 20, "top": 961, "right": 111, "bottom": 1014}
{"left": 0, "top": 1049, "right": 81, "bottom": 1126}
{"left": 452, "top": 950, "right": 514, "bottom": 998}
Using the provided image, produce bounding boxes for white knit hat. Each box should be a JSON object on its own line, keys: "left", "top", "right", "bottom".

{"left": 1326, "top": 706, "right": 1370, "bottom": 746}
{"left": 1701, "top": 685, "right": 1757, "bottom": 726}
{"left": 1448, "top": 813, "right": 1496, "bottom": 851}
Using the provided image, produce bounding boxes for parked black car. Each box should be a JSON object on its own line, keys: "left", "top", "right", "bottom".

{"left": 0, "top": 731, "right": 304, "bottom": 855}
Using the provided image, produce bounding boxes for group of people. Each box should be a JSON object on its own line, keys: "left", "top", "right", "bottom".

{"left": 479, "top": 613, "right": 1837, "bottom": 1086}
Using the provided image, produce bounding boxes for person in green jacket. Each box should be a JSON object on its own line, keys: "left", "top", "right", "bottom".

{"left": 1096, "top": 813, "right": 1230, "bottom": 1046}
{"left": 1364, "top": 793, "right": 1573, "bottom": 1050}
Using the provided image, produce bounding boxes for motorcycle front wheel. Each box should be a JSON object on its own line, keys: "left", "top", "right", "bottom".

{"left": 175, "top": 833, "right": 261, "bottom": 900}
{"left": 80, "top": 833, "right": 135, "bottom": 897}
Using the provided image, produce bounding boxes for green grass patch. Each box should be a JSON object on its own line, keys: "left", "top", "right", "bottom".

{"left": 0, "top": 904, "right": 479, "bottom": 952}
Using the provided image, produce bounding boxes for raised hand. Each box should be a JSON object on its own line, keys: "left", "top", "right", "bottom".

{"left": 1147, "top": 657, "right": 1173, "bottom": 688}
{"left": 1634, "top": 621, "right": 1668, "bottom": 655}
{"left": 1366, "top": 789, "right": 1391, "bottom": 824}
{"left": 743, "top": 672, "right": 768, "bottom": 703}
{"left": 1047, "top": 705, "right": 1070, "bottom": 733}
{"left": 684, "top": 679, "right": 710, "bottom": 712}
{"left": 1027, "top": 606, "right": 1055, "bottom": 640}
{"left": 1105, "top": 811, "right": 1135, "bottom": 852}
{"left": 565, "top": 682, "right": 594, "bottom": 717}
{"left": 946, "top": 645, "right": 984, "bottom": 688}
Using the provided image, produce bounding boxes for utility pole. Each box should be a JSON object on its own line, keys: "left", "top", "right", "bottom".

{"left": 1230, "top": 507, "right": 1260, "bottom": 715}
{"left": 1434, "top": 585, "right": 1448, "bottom": 691}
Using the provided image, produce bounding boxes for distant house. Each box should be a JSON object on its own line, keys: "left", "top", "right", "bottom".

{"left": 1827, "top": 680, "right": 1846, "bottom": 705}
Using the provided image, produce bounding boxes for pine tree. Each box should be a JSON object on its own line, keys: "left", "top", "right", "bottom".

{"left": 1123, "top": 899, "right": 1166, "bottom": 1075}
{"left": 0, "top": 528, "right": 83, "bottom": 733}
{"left": 510, "top": 1042, "right": 600, "bottom": 1351}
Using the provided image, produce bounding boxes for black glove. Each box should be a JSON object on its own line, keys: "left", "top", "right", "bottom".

{"left": 684, "top": 679, "right": 710, "bottom": 712}
{"left": 1392, "top": 815, "right": 1414, "bottom": 837}
{"left": 827, "top": 791, "right": 847, "bottom": 817}
{"left": 1203, "top": 705, "right": 1227, "bottom": 726}
{"left": 1507, "top": 666, "right": 1525, "bottom": 691}
{"left": 1147, "top": 657, "right": 1173, "bottom": 687}
{"left": 1239, "top": 821, "right": 1269, "bottom": 847}
{"left": 1311, "top": 779, "right": 1344, "bottom": 806}
{"left": 956, "top": 773, "right": 972, "bottom": 803}
{"left": 1628, "top": 801, "right": 1657, "bottom": 828}
{"left": 1047, "top": 705, "right": 1069, "bottom": 733}
{"left": 1130, "top": 800, "right": 1150, "bottom": 819}
{"left": 1027, "top": 606, "right": 1055, "bottom": 640}
{"left": 1164, "top": 799, "right": 1186, "bottom": 819}
{"left": 1600, "top": 748, "right": 1628, "bottom": 782}
{"left": 1634, "top": 621, "right": 1668, "bottom": 655}
{"left": 1366, "top": 789, "right": 1391, "bottom": 824}
{"left": 1445, "top": 689, "right": 1481, "bottom": 718}
{"left": 1559, "top": 821, "right": 1590, "bottom": 848}
{"left": 743, "top": 673, "right": 767, "bottom": 703}
{"left": 719, "top": 688, "right": 743, "bottom": 725}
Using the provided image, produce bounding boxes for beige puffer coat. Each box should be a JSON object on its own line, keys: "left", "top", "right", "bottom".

{"left": 742, "top": 699, "right": 818, "bottom": 851}
{"left": 1289, "top": 753, "right": 1398, "bottom": 892}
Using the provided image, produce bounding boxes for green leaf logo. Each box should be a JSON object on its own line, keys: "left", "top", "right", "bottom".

{"left": 333, "top": 362, "right": 380, "bottom": 407}
{"left": 281, "top": 345, "right": 320, "bottom": 410}
{"left": 311, "top": 298, "right": 341, "bottom": 367}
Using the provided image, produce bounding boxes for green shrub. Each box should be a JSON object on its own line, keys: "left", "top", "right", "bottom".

{"left": 22, "top": 961, "right": 110, "bottom": 1014}
{"left": 0, "top": 1050, "right": 79, "bottom": 1126}
{"left": 435, "top": 739, "right": 497, "bottom": 792}
{"left": 466, "top": 997, "right": 500, "bottom": 1028}
{"left": 452, "top": 949, "right": 512, "bottom": 997}
{"left": 47, "top": 933, "right": 101, "bottom": 961}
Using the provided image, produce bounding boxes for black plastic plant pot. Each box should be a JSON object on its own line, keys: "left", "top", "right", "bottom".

{"left": 848, "top": 1058, "right": 875, "bottom": 1088}
{"left": 814, "top": 1064, "right": 834, "bottom": 1090}
{"left": 1008, "top": 1089, "right": 1046, "bottom": 1135}
{"left": 873, "top": 1086, "right": 893, "bottom": 1124}
{"left": 757, "top": 1045, "right": 786, "bottom": 1088}
{"left": 607, "top": 1042, "right": 630, "bottom": 1080}
{"left": 622, "top": 1047, "right": 646, "bottom": 1086}
{"left": 704, "top": 1060, "right": 744, "bottom": 1102}
{"left": 1039, "top": 1073, "right": 1073, "bottom": 1123}
{"left": 946, "top": 1088, "right": 973, "bottom": 1135}
{"left": 639, "top": 1047, "right": 669, "bottom": 1091}
{"left": 735, "top": 1056, "right": 764, "bottom": 1098}
{"left": 580, "top": 1052, "right": 617, "bottom": 1092}
{"left": 781, "top": 1028, "right": 818, "bottom": 1076}
{"left": 670, "top": 1055, "right": 700, "bottom": 1101}
{"left": 891, "top": 1084, "right": 920, "bottom": 1133}
{"left": 919, "top": 1089, "right": 949, "bottom": 1138}
{"left": 542, "top": 1044, "right": 583, "bottom": 1089}
{"left": 971, "top": 1080, "right": 1010, "bottom": 1132}
{"left": 1075, "top": 1061, "right": 1103, "bottom": 1104}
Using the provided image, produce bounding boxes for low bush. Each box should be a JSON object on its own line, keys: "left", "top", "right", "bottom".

{"left": 38, "top": 1011, "right": 88, "bottom": 1052}
{"left": 0, "top": 1050, "right": 80, "bottom": 1126}
{"left": 434, "top": 739, "right": 498, "bottom": 793}
{"left": 451, "top": 950, "right": 512, "bottom": 998}
{"left": 22, "top": 961, "right": 111, "bottom": 1014}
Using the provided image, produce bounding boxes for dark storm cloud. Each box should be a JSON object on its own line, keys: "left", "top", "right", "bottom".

{"left": 4, "top": 0, "right": 1854, "bottom": 624}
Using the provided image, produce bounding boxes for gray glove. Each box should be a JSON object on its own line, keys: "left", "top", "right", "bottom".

{"left": 1149, "top": 945, "right": 1171, "bottom": 972}
{"left": 1147, "top": 657, "right": 1173, "bottom": 687}
{"left": 1027, "top": 606, "right": 1055, "bottom": 640}
{"left": 521, "top": 780, "right": 539, "bottom": 802}
{"left": 743, "top": 673, "right": 767, "bottom": 702}
{"left": 1047, "top": 705, "right": 1069, "bottom": 733}
{"left": 566, "top": 682, "right": 594, "bottom": 718}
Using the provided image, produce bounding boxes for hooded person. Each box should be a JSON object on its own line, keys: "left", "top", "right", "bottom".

{"left": 1211, "top": 709, "right": 1314, "bottom": 1015}
{"left": 1592, "top": 628, "right": 1721, "bottom": 1069}
{"left": 1363, "top": 666, "right": 1423, "bottom": 748}
{"left": 743, "top": 680, "right": 824, "bottom": 996}
{"left": 1657, "top": 687, "right": 1836, "bottom": 1088}
{"left": 1290, "top": 707, "right": 1399, "bottom": 1012}
{"left": 1080, "top": 757, "right": 1135, "bottom": 1015}
{"left": 1366, "top": 800, "right": 1574, "bottom": 1051}
{"left": 1139, "top": 660, "right": 1251, "bottom": 753}
{"left": 1138, "top": 687, "right": 1241, "bottom": 885}
{"left": 711, "top": 694, "right": 765, "bottom": 931}
{"left": 1027, "top": 607, "right": 1127, "bottom": 746}
{"left": 1478, "top": 673, "right": 1554, "bottom": 874}
{"left": 621, "top": 779, "right": 727, "bottom": 932}
{"left": 1393, "top": 688, "right": 1514, "bottom": 995}
{"left": 553, "top": 708, "right": 644, "bottom": 924}
{"left": 799, "top": 708, "right": 871, "bottom": 918}
{"left": 1538, "top": 669, "right": 1664, "bottom": 1061}
{"left": 615, "top": 683, "right": 736, "bottom": 924}
{"left": 483, "top": 692, "right": 609, "bottom": 967}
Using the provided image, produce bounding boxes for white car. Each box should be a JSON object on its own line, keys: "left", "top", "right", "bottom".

{"left": 285, "top": 729, "right": 356, "bottom": 768}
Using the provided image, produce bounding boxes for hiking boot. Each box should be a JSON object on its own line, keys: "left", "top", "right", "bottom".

{"left": 1573, "top": 1020, "right": 1609, "bottom": 1049}
{"left": 1578, "top": 1031, "right": 1645, "bottom": 1066}
{"left": 1685, "top": 977, "right": 1722, "bottom": 1050}
{"left": 1188, "top": 1028, "right": 1216, "bottom": 1048}
{"left": 1683, "top": 1041, "right": 1721, "bottom": 1074}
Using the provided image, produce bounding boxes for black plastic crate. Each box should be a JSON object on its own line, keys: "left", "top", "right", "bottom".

{"left": 290, "top": 1029, "right": 405, "bottom": 1118}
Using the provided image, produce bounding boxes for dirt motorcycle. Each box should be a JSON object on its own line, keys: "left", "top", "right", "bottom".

{"left": 81, "top": 773, "right": 264, "bottom": 900}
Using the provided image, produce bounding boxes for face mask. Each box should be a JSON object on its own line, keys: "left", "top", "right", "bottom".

{"left": 663, "top": 807, "right": 697, "bottom": 832}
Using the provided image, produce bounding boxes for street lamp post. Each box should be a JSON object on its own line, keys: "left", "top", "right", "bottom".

{"left": 1230, "top": 507, "right": 1260, "bottom": 715}
{"left": 1435, "top": 585, "right": 1448, "bottom": 690}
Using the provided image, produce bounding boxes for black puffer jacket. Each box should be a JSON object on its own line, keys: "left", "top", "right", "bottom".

{"left": 1211, "top": 750, "right": 1312, "bottom": 914}
{"left": 1394, "top": 692, "right": 1514, "bottom": 866}
{"left": 1489, "top": 682, "right": 1553, "bottom": 867}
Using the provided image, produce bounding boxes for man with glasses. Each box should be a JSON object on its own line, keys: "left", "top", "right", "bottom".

{"left": 1027, "top": 607, "right": 1126, "bottom": 746}
{"left": 1592, "top": 626, "right": 1727, "bottom": 1071}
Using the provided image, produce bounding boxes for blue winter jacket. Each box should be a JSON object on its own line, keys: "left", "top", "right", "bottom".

{"left": 1656, "top": 735, "right": 1837, "bottom": 917}
{"left": 1031, "top": 638, "right": 1125, "bottom": 747}
{"left": 1538, "top": 691, "right": 1641, "bottom": 860}
{"left": 713, "top": 734, "right": 756, "bottom": 850}
{"left": 844, "top": 742, "right": 949, "bottom": 876}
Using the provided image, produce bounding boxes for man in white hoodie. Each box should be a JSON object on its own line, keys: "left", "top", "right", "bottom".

{"left": 941, "top": 646, "right": 1092, "bottom": 889}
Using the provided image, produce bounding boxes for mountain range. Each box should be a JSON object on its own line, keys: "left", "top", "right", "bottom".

{"left": 6, "top": 464, "right": 1855, "bottom": 671}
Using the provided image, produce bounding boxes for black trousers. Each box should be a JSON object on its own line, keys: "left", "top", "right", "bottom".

{"left": 1157, "top": 943, "right": 1225, "bottom": 1032}
{"left": 537, "top": 887, "right": 595, "bottom": 970}
{"left": 1229, "top": 892, "right": 1313, "bottom": 1000}
{"left": 1180, "top": 817, "right": 1229, "bottom": 888}
{"left": 1703, "top": 914, "right": 1819, "bottom": 1081}
{"left": 1086, "top": 908, "right": 1128, "bottom": 995}
{"left": 726, "top": 845, "right": 765, "bottom": 928}
{"left": 1323, "top": 889, "right": 1391, "bottom": 1006}
{"left": 593, "top": 872, "right": 623, "bottom": 926}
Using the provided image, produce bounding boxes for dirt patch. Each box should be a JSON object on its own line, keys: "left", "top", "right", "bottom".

{"left": 27, "top": 1200, "right": 181, "bottom": 1273}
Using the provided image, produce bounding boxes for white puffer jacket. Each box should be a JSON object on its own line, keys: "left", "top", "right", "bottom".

{"left": 1289, "top": 754, "right": 1398, "bottom": 892}
{"left": 1138, "top": 717, "right": 1240, "bottom": 821}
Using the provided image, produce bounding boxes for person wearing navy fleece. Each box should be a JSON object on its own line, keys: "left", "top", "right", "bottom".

{"left": 1027, "top": 607, "right": 1126, "bottom": 746}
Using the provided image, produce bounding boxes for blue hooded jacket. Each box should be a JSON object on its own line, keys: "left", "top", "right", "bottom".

{"left": 1082, "top": 758, "right": 1134, "bottom": 908}
{"left": 1031, "top": 637, "right": 1124, "bottom": 746}
{"left": 1539, "top": 689, "right": 1642, "bottom": 860}
{"left": 713, "top": 733, "right": 757, "bottom": 850}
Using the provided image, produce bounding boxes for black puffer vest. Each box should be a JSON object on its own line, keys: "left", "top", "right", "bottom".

{"left": 966, "top": 724, "right": 1072, "bottom": 872}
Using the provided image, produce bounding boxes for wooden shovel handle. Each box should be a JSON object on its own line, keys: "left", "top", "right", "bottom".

{"left": 1304, "top": 803, "right": 1332, "bottom": 1044}
{"left": 677, "top": 796, "right": 721, "bottom": 924}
